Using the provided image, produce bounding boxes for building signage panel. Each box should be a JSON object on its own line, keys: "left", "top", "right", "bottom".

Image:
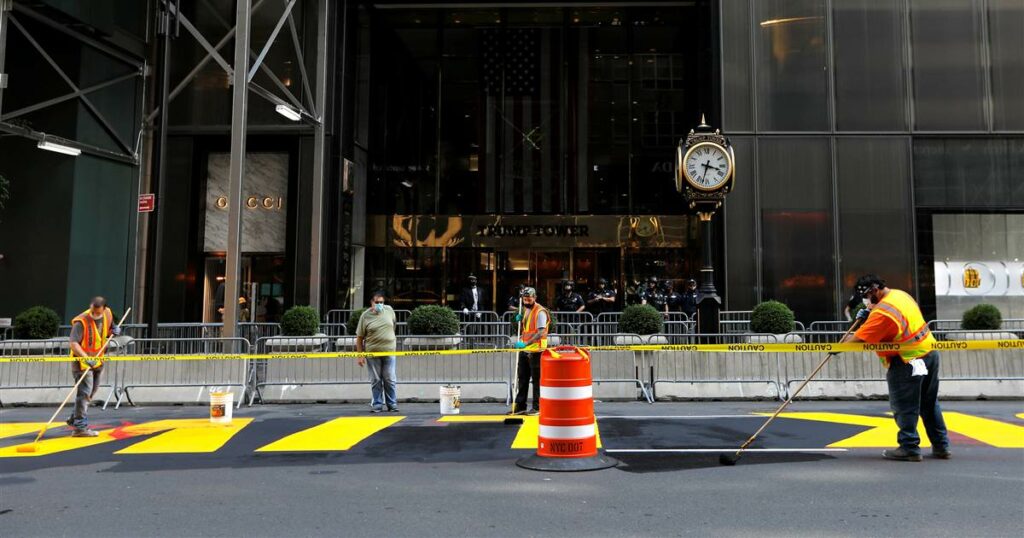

{"left": 203, "top": 153, "right": 288, "bottom": 253}
{"left": 934, "top": 261, "right": 1024, "bottom": 297}
{"left": 138, "top": 193, "right": 155, "bottom": 213}
{"left": 368, "top": 215, "right": 698, "bottom": 249}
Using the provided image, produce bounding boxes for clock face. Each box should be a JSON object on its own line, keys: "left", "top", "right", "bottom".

{"left": 682, "top": 142, "right": 733, "bottom": 191}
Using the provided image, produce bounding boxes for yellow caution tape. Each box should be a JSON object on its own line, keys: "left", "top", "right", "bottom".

{"left": 0, "top": 339, "right": 1019, "bottom": 363}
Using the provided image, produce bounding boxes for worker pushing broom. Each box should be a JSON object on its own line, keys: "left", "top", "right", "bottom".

{"left": 17, "top": 298, "right": 130, "bottom": 453}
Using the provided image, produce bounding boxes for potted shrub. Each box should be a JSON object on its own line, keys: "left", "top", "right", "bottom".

{"left": 616, "top": 304, "right": 665, "bottom": 345}
{"left": 335, "top": 308, "right": 366, "bottom": 349}
{"left": 749, "top": 300, "right": 802, "bottom": 343}
{"left": 265, "top": 305, "right": 330, "bottom": 352}
{"left": 946, "top": 304, "right": 1017, "bottom": 341}
{"left": 404, "top": 305, "right": 462, "bottom": 349}
{"left": 0, "top": 306, "right": 68, "bottom": 355}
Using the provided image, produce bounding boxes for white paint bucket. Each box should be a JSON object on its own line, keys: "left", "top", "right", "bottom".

{"left": 439, "top": 385, "right": 461, "bottom": 415}
{"left": 210, "top": 391, "right": 233, "bottom": 424}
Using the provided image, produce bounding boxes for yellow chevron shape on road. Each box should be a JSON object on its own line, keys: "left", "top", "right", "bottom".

{"left": 0, "top": 422, "right": 58, "bottom": 440}
{"left": 255, "top": 416, "right": 405, "bottom": 452}
{"left": 0, "top": 419, "right": 252, "bottom": 458}
{"left": 438, "top": 415, "right": 603, "bottom": 449}
{"left": 773, "top": 412, "right": 1024, "bottom": 448}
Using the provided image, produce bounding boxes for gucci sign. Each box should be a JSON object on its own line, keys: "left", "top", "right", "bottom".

{"left": 214, "top": 196, "right": 285, "bottom": 211}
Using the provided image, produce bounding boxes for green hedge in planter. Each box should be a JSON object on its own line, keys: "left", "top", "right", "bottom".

{"left": 408, "top": 305, "right": 460, "bottom": 335}
{"left": 281, "top": 306, "right": 320, "bottom": 336}
{"left": 14, "top": 306, "right": 61, "bottom": 339}
{"left": 347, "top": 308, "right": 367, "bottom": 336}
{"left": 961, "top": 304, "right": 1002, "bottom": 331}
{"left": 750, "top": 301, "right": 795, "bottom": 334}
{"left": 618, "top": 304, "right": 664, "bottom": 335}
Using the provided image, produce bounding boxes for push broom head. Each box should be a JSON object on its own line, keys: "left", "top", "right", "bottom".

{"left": 503, "top": 416, "right": 524, "bottom": 425}
{"left": 719, "top": 452, "right": 740, "bottom": 466}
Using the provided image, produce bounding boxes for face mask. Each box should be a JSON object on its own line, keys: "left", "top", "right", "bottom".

{"left": 862, "top": 298, "right": 871, "bottom": 308}
{"left": 374, "top": 303, "right": 384, "bottom": 313}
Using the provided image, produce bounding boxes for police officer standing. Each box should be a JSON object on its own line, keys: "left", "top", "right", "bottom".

{"left": 640, "top": 276, "right": 668, "bottom": 314}
{"left": 555, "top": 280, "right": 586, "bottom": 312}
{"left": 679, "top": 278, "right": 699, "bottom": 318}
{"left": 586, "top": 278, "right": 617, "bottom": 316}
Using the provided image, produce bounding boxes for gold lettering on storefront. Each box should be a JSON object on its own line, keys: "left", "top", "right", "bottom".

{"left": 215, "top": 196, "right": 284, "bottom": 211}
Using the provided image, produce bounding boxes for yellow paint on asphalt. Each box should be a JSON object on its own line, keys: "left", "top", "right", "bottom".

{"left": 1016, "top": 413, "right": 1024, "bottom": 421}
{"left": 115, "top": 419, "right": 253, "bottom": 454}
{"left": 440, "top": 415, "right": 602, "bottom": 449}
{"left": 941, "top": 412, "right": 1024, "bottom": 448}
{"left": 770, "top": 412, "right": 931, "bottom": 448}
{"left": 0, "top": 420, "right": 195, "bottom": 458}
{"left": 255, "top": 416, "right": 404, "bottom": 452}
{"left": 0, "top": 422, "right": 54, "bottom": 440}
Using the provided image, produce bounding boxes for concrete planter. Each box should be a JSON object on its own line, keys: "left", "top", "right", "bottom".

{"left": 265, "top": 334, "right": 331, "bottom": 352}
{"left": 403, "top": 336, "right": 463, "bottom": 350}
{"left": 613, "top": 335, "right": 648, "bottom": 346}
{"left": 335, "top": 336, "right": 358, "bottom": 350}
{"left": 942, "top": 331, "right": 1019, "bottom": 341}
{"left": 747, "top": 333, "right": 804, "bottom": 344}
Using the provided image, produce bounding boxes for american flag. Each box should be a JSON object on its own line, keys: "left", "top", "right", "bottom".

{"left": 482, "top": 28, "right": 540, "bottom": 97}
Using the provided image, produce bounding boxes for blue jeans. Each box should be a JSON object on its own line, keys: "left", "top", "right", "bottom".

{"left": 886, "top": 352, "right": 950, "bottom": 455}
{"left": 366, "top": 356, "right": 397, "bottom": 409}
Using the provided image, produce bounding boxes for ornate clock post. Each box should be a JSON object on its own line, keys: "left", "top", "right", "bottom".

{"left": 675, "top": 115, "right": 735, "bottom": 333}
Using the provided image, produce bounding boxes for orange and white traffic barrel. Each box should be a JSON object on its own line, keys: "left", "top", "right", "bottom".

{"left": 516, "top": 346, "right": 618, "bottom": 472}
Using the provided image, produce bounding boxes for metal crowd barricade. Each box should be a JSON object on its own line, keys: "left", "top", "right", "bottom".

{"left": 113, "top": 337, "right": 249, "bottom": 408}
{"left": 650, "top": 332, "right": 784, "bottom": 400}
{"left": 460, "top": 321, "right": 512, "bottom": 338}
{"left": 928, "top": 319, "right": 1024, "bottom": 336}
{"left": 252, "top": 334, "right": 353, "bottom": 404}
{"left": 154, "top": 323, "right": 224, "bottom": 339}
{"left": 718, "top": 310, "right": 753, "bottom": 333}
{"left": 397, "top": 334, "right": 512, "bottom": 402}
{"left": 809, "top": 321, "right": 853, "bottom": 333}
{"left": 0, "top": 327, "right": 11, "bottom": 341}
{"left": 458, "top": 311, "right": 501, "bottom": 336}
{"left": 321, "top": 322, "right": 349, "bottom": 337}
{"left": 549, "top": 311, "right": 594, "bottom": 334}
{"left": 0, "top": 338, "right": 117, "bottom": 406}
{"left": 554, "top": 332, "right": 653, "bottom": 403}
{"left": 238, "top": 322, "right": 282, "bottom": 345}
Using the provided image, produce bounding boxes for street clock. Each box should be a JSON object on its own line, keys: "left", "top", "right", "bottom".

{"left": 675, "top": 115, "right": 735, "bottom": 209}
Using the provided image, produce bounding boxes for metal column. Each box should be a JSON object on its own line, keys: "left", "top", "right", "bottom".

{"left": 222, "top": 0, "right": 252, "bottom": 338}
{"left": 0, "top": 0, "right": 11, "bottom": 115}
{"left": 309, "top": 0, "right": 329, "bottom": 309}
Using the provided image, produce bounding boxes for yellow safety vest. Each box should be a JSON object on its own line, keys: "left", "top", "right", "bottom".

{"left": 70, "top": 308, "right": 112, "bottom": 369}
{"left": 520, "top": 304, "right": 550, "bottom": 352}
{"left": 868, "top": 289, "right": 936, "bottom": 365}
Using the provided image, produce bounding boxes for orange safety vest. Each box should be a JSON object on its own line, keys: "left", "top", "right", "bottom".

{"left": 70, "top": 308, "right": 113, "bottom": 369}
{"left": 866, "top": 289, "right": 936, "bottom": 366}
{"left": 519, "top": 304, "right": 550, "bottom": 352}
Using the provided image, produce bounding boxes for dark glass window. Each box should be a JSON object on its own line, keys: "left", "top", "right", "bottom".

{"left": 836, "top": 138, "right": 915, "bottom": 299}
{"left": 721, "top": 0, "right": 754, "bottom": 132}
{"left": 832, "top": 0, "right": 907, "bottom": 131}
{"left": 758, "top": 137, "right": 834, "bottom": 322}
{"left": 914, "top": 138, "right": 1024, "bottom": 209}
{"left": 754, "top": 0, "right": 830, "bottom": 131}
{"left": 909, "top": 0, "right": 987, "bottom": 131}
{"left": 724, "top": 137, "right": 759, "bottom": 309}
{"left": 989, "top": 0, "right": 1024, "bottom": 130}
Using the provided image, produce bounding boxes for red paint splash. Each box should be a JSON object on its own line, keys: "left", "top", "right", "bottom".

{"left": 108, "top": 421, "right": 138, "bottom": 440}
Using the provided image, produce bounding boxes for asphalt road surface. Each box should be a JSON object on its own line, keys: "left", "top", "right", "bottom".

{"left": 2, "top": 401, "right": 1022, "bottom": 537}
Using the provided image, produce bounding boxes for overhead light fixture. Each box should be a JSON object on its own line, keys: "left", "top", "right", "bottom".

{"left": 275, "top": 104, "right": 302, "bottom": 121}
{"left": 37, "top": 139, "right": 82, "bottom": 156}
{"left": 760, "top": 16, "right": 822, "bottom": 27}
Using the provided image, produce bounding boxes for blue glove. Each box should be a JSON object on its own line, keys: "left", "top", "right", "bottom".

{"left": 856, "top": 308, "right": 870, "bottom": 321}
{"left": 514, "top": 314, "right": 523, "bottom": 322}
{"left": 111, "top": 325, "right": 122, "bottom": 336}
{"left": 514, "top": 341, "right": 527, "bottom": 349}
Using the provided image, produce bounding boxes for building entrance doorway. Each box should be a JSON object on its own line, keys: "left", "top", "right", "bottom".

{"left": 203, "top": 255, "right": 286, "bottom": 323}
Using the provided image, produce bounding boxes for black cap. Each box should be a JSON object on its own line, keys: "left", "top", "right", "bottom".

{"left": 854, "top": 274, "right": 886, "bottom": 296}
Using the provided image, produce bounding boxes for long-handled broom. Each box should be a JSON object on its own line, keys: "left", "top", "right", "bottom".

{"left": 719, "top": 317, "right": 864, "bottom": 466}
{"left": 17, "top": 308, "right": 131, "bottom": 453}
{"left": 504, "top": 294, "right": 524, "bottom": 425}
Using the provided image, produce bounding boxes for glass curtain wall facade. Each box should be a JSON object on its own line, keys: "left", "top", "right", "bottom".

{"left": 721, "top": 0, "right": 1024, "bottom": 322}
{"left": 350, "top": 3, "right": 715, "bottom": 309}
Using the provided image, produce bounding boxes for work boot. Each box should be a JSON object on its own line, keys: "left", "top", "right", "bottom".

{"left": 387, "top": 406, "right": 400, "bottom": 413}
{"left": 71, "top": 428, "right": 99, "bottom": 438}
{"left": 527, "top": 409, "right": 540, "bottom": 416}
{"left": 882, "top": 448, "right": 922, "bottom": 462}
{"left": 931, "top": 449, "right": 952, "bottom": 460}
